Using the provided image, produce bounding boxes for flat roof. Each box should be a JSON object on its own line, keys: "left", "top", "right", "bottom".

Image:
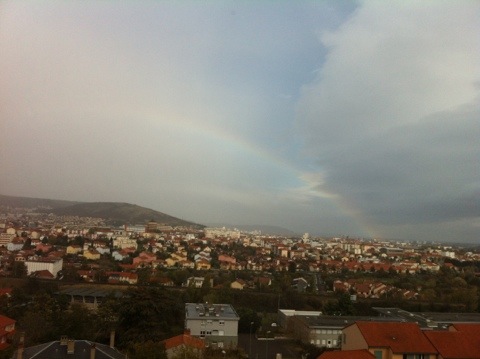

{"left": 295, "top": 315, "right": 402, "bottom": 328}
{"left": 185, "top": 303, "right": 239, "bottom": 320}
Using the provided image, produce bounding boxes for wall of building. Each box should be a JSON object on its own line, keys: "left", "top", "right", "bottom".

{"left": 341, "top": 324, "right": 368, "bottom": 351}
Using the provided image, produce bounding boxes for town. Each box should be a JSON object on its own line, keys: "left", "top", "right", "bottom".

{"left": 0, "top": 203, "right": 479, "bottom": 359}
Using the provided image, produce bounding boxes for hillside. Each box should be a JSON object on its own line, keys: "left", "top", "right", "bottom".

{"left": 0, "top": 194, "right": 204, "bottom": 229}
{"left": 0, "top": 194, "right": 79, "bottom": 209}
{"left": 53, "top": 202, "right": 204, "bottom": 228}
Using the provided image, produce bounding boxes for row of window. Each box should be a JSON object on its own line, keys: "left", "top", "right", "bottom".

{"left": 200, "top": 330, "right": 225, "bottom": 336}
{"left": 310, "top": 339, "right": 338, "bottom": 347}
{"left": 200, "top": 320, "right": 225, "bottom": 326}
{"left": 314, "top": 329, "right": 342, "bottom": 335}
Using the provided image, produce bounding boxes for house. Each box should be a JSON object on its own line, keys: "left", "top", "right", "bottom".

{"left": 184, "top": 303, "right": 240, "bottom": 348}
{"left": 84, "top": 249, "right": 101, "bottom": 260}
{"left": 423, "top": 330, "right": 480, "bottom": 359}
{"left": 112, "top": 250, "right": 129, "bottom": 261}
{"left": 341, "top": 321, "right": 438, "bottom": 359}
{"left": 230, "top": 279, "right": 247, "bottom": 290}
{"left": 255, "top": 276, "right": 272, "bottom": 288}
{"left": 66, "top": 245, "right": 83, "bottom": 255}
{"left": 0, "top": 315, "right": 15, "bottom": 350}
{"left": 30, "top": 269, "right": 55, "bottom": 280}
{"left": 0, "top": 288, "right": 12, "bottom": 298}
{"left": 106, "top": 271, "right": 138, "bottom": 285}
{"left": 292, "top": 277, "right": 309, "bottom": 292}
{"left": 318, "top": 349, "right": 375, "bottom": 359}
{"left": 13, "top": 334, "right": 126, "bottom": 358}
{"left": 25, "top": 257, "right": 63, "bottom": 277}
{"left": 195, "top": 259, "right": 211, "bottom": 270}
{"left": 7, "top": 238, "right": 24, "bottom": 252}
{"left": 163, "top": 331, "right": 205, "bottom": 359}
{"left": 184, "top": 277, "right": 209, "bottom": 288}
{"left": 289, "top": 315, "right": 380, "bottom": 349}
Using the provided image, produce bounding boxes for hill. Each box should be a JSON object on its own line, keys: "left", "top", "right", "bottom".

{"left": 0, "top": 194, "right": 79, "bottom": 209}
{"left": 53, "top": 202, "right": 204, "bottom": 228}
{"left": 0, "top": 194, "right": 204, "bottom": 229}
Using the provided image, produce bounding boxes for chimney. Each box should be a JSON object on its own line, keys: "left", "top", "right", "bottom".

{"left": 109, "top": 330, "right": 115, "bottom": 348}
{"left": 90, "top": 343, "right": 96, "bottom": 359}
{"left": 60, "top": 335, "right": 68, "bottom": 345}
{"left": 67, "top": 339, "right": 75, "bottom": 354}
{"left": 16, "top": 343, "right": 23, "bottom": 359}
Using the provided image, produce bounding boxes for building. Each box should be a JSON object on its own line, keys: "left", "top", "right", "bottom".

{"left": 184, "top": 303, "right": 240, "bottom": 348}
{"left": 0, "top": 315, "right": 15, "bottom": 350}
{"left": 57, "top": 286, "right": 125, "bottom": 310}
{"left": 163, "top": 331, "right": 205, "bottom": 359}
{"left": 289, "top": 315, "right": 393, "bottom": 349}
{"left": 341, "top": 321, "right": 437, "bottom": 359}
{"left": 25, "top": 257, "right": 63, "bottom": 277}
{"left": 423, "top": 323, "right": 480, "bottom": 359}
{"left": 319, "top": 350, "right": 375, "bottom": 359}
{"left": 13, "top": 334, "right": 126, "bottom": 359}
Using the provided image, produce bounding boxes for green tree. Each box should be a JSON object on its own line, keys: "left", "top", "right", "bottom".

{"left": 127, "top": 340, "right": 167, "bottom": 359}
{"left": 12, "top": 262, "right": 27, "bottom": 278}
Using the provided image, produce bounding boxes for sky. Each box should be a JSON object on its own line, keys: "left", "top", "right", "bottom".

{"left": 0, "top": 1, "right": 479, "bottom": 243}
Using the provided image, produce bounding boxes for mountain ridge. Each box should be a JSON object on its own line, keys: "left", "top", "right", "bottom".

{"left": 0, "top": 194, "right": 203, "bottom": 229}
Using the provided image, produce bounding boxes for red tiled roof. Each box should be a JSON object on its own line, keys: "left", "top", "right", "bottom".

{"left": 0, "top": 315, "right": 15, "bottom": 330}
{"left": 163, "top": 334, "right": 205, "bottom": 350}
{"left": 353, "top": 321, "right": 437, "bottom": 354}
{"left": 424, "top": 331, "right": 480, "bottom": 359}
{"left": 318, "top": 349, "right": 375, "bottom": 359}
{"left": 450, "top": 323, "right": 480, "bottom": 333}
{"left": 32, "top": 270, "right": 55, "bottom": 279}
{"left": 0, "top": 288, "right": 12, "bottom": 297}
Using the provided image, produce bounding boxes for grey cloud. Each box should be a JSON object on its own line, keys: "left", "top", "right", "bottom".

{"left": 297, "top": 2, "right": 480, "bottom": 241}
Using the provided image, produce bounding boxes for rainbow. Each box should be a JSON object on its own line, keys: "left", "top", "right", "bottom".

{"left": 147, "top": 114, "right": 379, "bottom": 238}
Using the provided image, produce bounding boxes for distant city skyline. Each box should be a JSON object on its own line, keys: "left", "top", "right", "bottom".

{"left": 1, "top": 1, "right": 478, "bottom": 242}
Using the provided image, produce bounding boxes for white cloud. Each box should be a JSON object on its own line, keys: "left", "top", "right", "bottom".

{"left": 296, "top": 1, "right": 480, "bottom": 241}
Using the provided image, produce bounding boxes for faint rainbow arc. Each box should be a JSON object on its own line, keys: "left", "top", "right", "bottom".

{"left": 148, "top": 116, "right": 380, "bottom": 238}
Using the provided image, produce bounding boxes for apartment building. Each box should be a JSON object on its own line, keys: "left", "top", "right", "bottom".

{"left": 25, "top": 257, "right": 63, "bottom": 277}
{"left": 184, "top": 303, "right": 239, "bottom": 348}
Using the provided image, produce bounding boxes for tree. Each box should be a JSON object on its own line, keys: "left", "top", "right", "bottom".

{"left": 12, "top": 261, "right": 27, "bottom": 278}
{"left": 127, "top": 341, "right": 167, "bottom": 359}
{"left": 236, "top": 307, "right": 261, "bottom": 333}
{"left": 116, "top": 287, "right": 184, "bottom": 346}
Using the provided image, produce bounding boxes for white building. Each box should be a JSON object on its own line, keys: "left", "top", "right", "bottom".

{"left": 185, "top": 303, "right": 239, "bottom": 348}
{"left": 25, "top": 258, "right": 63, "bottom": 277}
{"left": 112, "top": 237, "right": 138, "bottom": 250}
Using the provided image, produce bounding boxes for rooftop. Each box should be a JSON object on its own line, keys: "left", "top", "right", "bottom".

{"left": 15, "top": 340, "right": 126, "bottom": 359}
{"left": 185, "top": 303, "right": 239, "bottom": 320}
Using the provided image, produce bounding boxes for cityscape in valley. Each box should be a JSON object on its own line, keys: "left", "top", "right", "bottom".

{"left": 0, "top": 195, "right": 480, "bottom": 358}
{"left": 1, "top": 1, "right": 478, "bottom": 359}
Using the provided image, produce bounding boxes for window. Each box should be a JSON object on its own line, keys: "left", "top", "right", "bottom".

{"left": 219, "top": 320, "right": 225, "bottom": 326}
{"left": 374, "top": 350, "right": 382, "bottom": 359}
